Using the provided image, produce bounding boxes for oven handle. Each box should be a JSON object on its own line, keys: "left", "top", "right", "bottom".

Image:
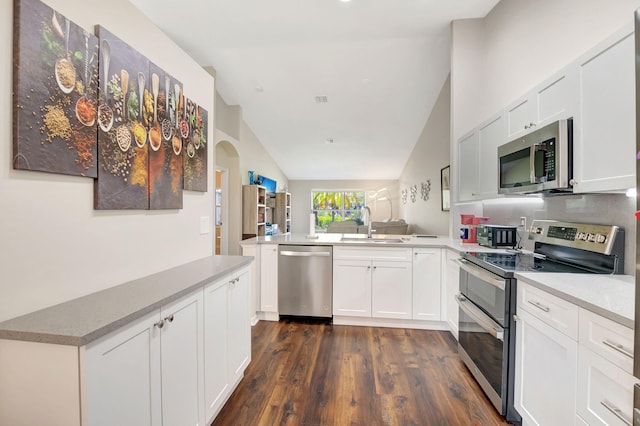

{"left": 456, "top": 294, "right": 504, "bottom": 341}
{"left": 455, "top": 258, "right": 506, "bottom": 291}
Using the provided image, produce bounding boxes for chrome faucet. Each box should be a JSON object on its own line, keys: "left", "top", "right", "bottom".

{"left": 362, "top": 206, "right": 372, "bottom": 238}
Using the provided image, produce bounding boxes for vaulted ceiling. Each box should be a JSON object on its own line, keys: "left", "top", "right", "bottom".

{"left": 130, "top": 0, "right": 499, "bottom": 179}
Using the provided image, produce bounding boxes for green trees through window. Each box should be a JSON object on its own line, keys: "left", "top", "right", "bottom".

{"left": 312, "top": 191, "right": 366, "bottom": 231}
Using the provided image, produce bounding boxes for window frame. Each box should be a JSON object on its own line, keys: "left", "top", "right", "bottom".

{"left": 311, "top": 189, "right": 367, "bottom": 232}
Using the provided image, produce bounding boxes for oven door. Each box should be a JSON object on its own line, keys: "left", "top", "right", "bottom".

{"left": 457, "top": 293, "right": 508, "bottom": 414}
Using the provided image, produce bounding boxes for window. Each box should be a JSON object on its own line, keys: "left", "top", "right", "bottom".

{"left": 312, "top": 190, "right": 366, "bottom": 231}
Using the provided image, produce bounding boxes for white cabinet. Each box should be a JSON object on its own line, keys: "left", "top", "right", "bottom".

{"left": 412, "top": 248, "right": 442, "bottom": 321}
{"left": 457, "top": 113, "right": 505, "bottom": 201}
{"left": 259, "top": 244, "right": 278, "bottom": 315}
{"left": 333, "top": 259, "right": 373, "bottom": 317}
{"left": 573, "top": 25, "right": 635, "bottom": 193}
{"left": 444, "top": 250, "right": 460, "bottom": 340}
{"left": 86, "top": 289, "right": 205, "bottom": 426}
{"left": 203, "top": 279, "right": 229, "bottom": 420}
{"left": 477, "top": 114, "right": 505, "bottom": 197}
{"left": 333, "top": 247, "right": 413, "bottom": 319}
{"left": 457, "top": 130, "right": 479, "bottom": 201}
{"left": 84, "top": 311, "right": 162, "bottom": 426}
{"left": 506, "top": 69, "right": 576, "bottom": 140}
{"left": 371, "top": 260, "right": 413, "bottom": 319}
{"left": 228, "top": 269, "right": 251, "bottom": 384}
{"left": 576, "top": 345, "right": 635, "bottom": 426}
{"left": 514, "top": 307, "right": 578, "bottom": 426}
{"left": 203, "top": 268, "right": 251, "bottom": 423}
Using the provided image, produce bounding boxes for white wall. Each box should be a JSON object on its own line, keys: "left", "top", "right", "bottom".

{"left": 288, "top": 180, "right": 399, "bottom": 234}
{"left": 398, "top": 76, "right": 451, "bottom": 236}
{"left": 451, "top": 0, "right": 640, "bottom": 143}
{"left": 0, "top": 0, "right": 215, "bottom": 322}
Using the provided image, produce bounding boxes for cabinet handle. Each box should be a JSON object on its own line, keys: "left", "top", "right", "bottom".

{"left": 164, "top": 314, "right": 174, "bottom": 323}
{"left": 601, "top": 400, "right": 632, "bottom": 426}
{"left": 373, "top": 266, "right": 377, "bottom": 270}
{"left": 569, "top": 179, "right": 578, "bottom": 186}
{"left": 602, "top": 339, "right": 633, "bottom": 359}
{"left": 513, "top": 315, "right": 520, "bottom": 322}
{"left": 154, "top": 319, "right": 165, "bottom": 329}
{"left": 524, "top": 124, "right": 530, "bottom": 129}
{"left": 527, "top": 299, "right": 550, "bottom": 312}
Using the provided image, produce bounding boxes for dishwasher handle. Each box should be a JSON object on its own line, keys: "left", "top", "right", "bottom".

{"left": 279, "top": 250, "right": 331, "bottom": 257}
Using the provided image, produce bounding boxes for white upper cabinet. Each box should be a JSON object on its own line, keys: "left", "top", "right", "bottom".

{"left": 457, "top": 130, "right": 479, "bottom": 201}
{"left": 573, "top": 25, "right": 635, "bottom": 193}
{"left": 477, "top": 114, "right": 505, "bottom": 197}
{"left": 506, "top": 69, "right": 576, "bottom": 140}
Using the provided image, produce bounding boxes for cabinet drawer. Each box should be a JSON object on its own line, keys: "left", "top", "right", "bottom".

{"left": 579, "top": 309, "right": 633, "bottom": 374}
{"left": 577, "top": 346, "right": 635, "bottom": 426}
{"left": 517, "top": 282, "right": 579, "bottom": 340}
{"left": 333, "top": 246, "right": 412, "bottom": 261}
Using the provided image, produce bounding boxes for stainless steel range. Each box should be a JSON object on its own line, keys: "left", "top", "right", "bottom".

{"left": 457, "top": 220, "right": 624, "bottom": 424}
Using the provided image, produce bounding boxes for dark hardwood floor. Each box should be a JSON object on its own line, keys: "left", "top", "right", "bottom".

{"left": 212, "top": 319, "right": 511, "bottom": 426}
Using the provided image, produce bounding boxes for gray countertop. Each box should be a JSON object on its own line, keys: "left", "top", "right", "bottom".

{"left": 0, "top": 255, "right": 253, "bottom": 346}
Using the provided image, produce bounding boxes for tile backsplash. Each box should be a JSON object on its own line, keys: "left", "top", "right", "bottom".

{"left": 453, "top": 194, "right": 636, "bottom": 275}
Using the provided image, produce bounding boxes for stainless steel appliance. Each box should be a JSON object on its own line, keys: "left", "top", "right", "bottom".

{"left": 278, "top": 245, "right": 333, "bottom": 318}
{"left": 477, "top": 224, "right": 518, "bottom": 249}
{"left": 498, "top": 119, "right": 573, "bottom": 194}
{"left": 459, "top": 220, "right": 624, "bottom": 424}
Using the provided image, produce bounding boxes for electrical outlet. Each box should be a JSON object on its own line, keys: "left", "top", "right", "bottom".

{"left": 519, "top": 217, "right": 527, "bottom": 229}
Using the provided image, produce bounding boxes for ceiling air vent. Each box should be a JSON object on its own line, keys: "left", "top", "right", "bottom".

{"left": 315, "top": 96, "right": 328, "bottom": 103}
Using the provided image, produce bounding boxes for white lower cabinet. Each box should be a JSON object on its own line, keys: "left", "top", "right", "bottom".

{"left": 204, "top": 267, "right": 251, "bottom": 423}
{"left": 332, "top": 247, "right": 413, "bottom": 319}
{"left": 515, "top": 279, "right": 635, "bottom": 426}
{"left": 412, "top": 248, "right": 443, "bottom": 321}
{"left": 514, "top": 307, "right": 578, "bottom": 426}
{"left": 259, "top": 244, "right": 279, "bottom": 315}
{"left": 371, "top": 260, "right": 412, "bottom": 319}
{"left": 86, "top": 289, "right": 205, "bottom": 426}
{"left": 576, "top": 345, "right": 635, "bottom": 426}
{"left": 444, "top": 250, "right": 460, "bottom": 339}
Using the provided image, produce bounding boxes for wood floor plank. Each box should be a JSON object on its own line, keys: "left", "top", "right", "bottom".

{"left": 212, "top": 320, "right": 512, "bottom": 426}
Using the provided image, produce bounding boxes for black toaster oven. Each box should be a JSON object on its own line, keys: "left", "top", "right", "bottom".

{"left": 476, "top": 225, "right": 518, "bottom": 248}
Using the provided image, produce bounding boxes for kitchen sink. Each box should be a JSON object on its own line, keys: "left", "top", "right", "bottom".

{"left": 340, "top": 237, "right": 405, "bottom": 243}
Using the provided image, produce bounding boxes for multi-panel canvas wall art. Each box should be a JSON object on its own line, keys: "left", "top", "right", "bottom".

{"left": 13, "top": 0, "right": 99, "bottom": 177}
{"left": 183, "top": 103, "right": 208, "bottom": 192}
{"left": 94, "top": 26, "right": 149, "bottom": 210}
{"left": 148, "top": 62, "right": 183, "bottom": 209}
{"left": 12, "top": 0, "right": 210, "bottom": 211}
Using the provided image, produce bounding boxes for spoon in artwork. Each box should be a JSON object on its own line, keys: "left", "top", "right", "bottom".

{"left": 54, "top": 17, "right": 75, "bottom": 94}
{"left": 173, "top": 83, "right": 180, "bottom": 127}
{"left": 151, "top": 73, "right": 159, "bottom": 124}
{"left": 137, "top": 72, "right": 145, "bottom": 119}
{"left": 75, "top": 30, "right": 95, "bottom": 127}
{"left": 97, "top": 39, "right": 113, "bottom": 132}
{"left": 120, "top": 69, "right": 129, "bottom": 123}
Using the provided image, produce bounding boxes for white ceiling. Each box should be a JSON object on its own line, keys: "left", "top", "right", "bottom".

{"left": 130, "top": 0, "right": 499, "bottom": 180}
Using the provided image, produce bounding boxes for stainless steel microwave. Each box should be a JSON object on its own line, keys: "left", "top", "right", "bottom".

{"left": 498, "top": 119, "right": 573, "bottom": 194}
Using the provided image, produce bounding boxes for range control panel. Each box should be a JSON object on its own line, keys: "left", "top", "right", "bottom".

{"left": 528, "top": 220, "right": 622, "bottom": 255}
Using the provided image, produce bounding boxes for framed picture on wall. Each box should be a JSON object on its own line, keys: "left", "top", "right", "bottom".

{"left": 441, "top": 165, "right": 450, "bottom": 211}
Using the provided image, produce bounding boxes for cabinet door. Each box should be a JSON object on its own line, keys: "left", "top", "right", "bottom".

{"left": 85, "top": 310, "right": 162, "bottom": 426}
{"left": 457, "top": 131, "right": 479, "bottom": 201}
{"left": 477, "top": 114, "right": 505, "bottom": 197}
{"left": 204, "top": 278, "right": 229, "bottom": 421}
{"left": 371, "top": 261, "right": 412, "bottom": 320}
{"left": 574, "top": 27, "right": 635, "bottom": 193}
{"left": 506, "top": 94, "right": 535, "bottom": 139}
{"left": 260, "top": 244, "right": 278, "bottom": 313}
{"left": 412, "top": 249, "right": 442, "bottom": 321}
{"left": 576, "top": 346, "right": 635, "bottom": 426}
{"left": 536, "top": 70, "right": 576, "bottom": 127}
{"left": 228, "top": 269, "right": 251, "bottom": 384}
{"left": 333, "top": 259, "right": 372, "bottom": 317}
{"left": 160, "top": 290, "right": 205, "bottom": 426}
{"left": 515, "top": 308, "right": 577, "bottom": 426}
{"left": 445, "top": 250, "right": 460, "bottom": 340}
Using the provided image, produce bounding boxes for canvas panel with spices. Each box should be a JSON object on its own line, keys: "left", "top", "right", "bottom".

{"left": 13, "top": 0, "right": 99, "bottom": 177}
{"left": 183, "top": 103, "right": 207, "bottom": 192}
{"left": 94, "top": 25, "right": 149, "bottom": 210}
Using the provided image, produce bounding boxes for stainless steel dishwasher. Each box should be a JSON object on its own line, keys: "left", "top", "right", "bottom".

{"left": 278, "top": 245, "right": 333, "bottom": 318}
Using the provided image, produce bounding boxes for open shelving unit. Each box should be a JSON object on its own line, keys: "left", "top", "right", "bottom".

{"left": 274, "top": 192, "right": 291, "bottom": 234}
{"left": 242, "top": 185, "right": 267, "bottom": 239}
